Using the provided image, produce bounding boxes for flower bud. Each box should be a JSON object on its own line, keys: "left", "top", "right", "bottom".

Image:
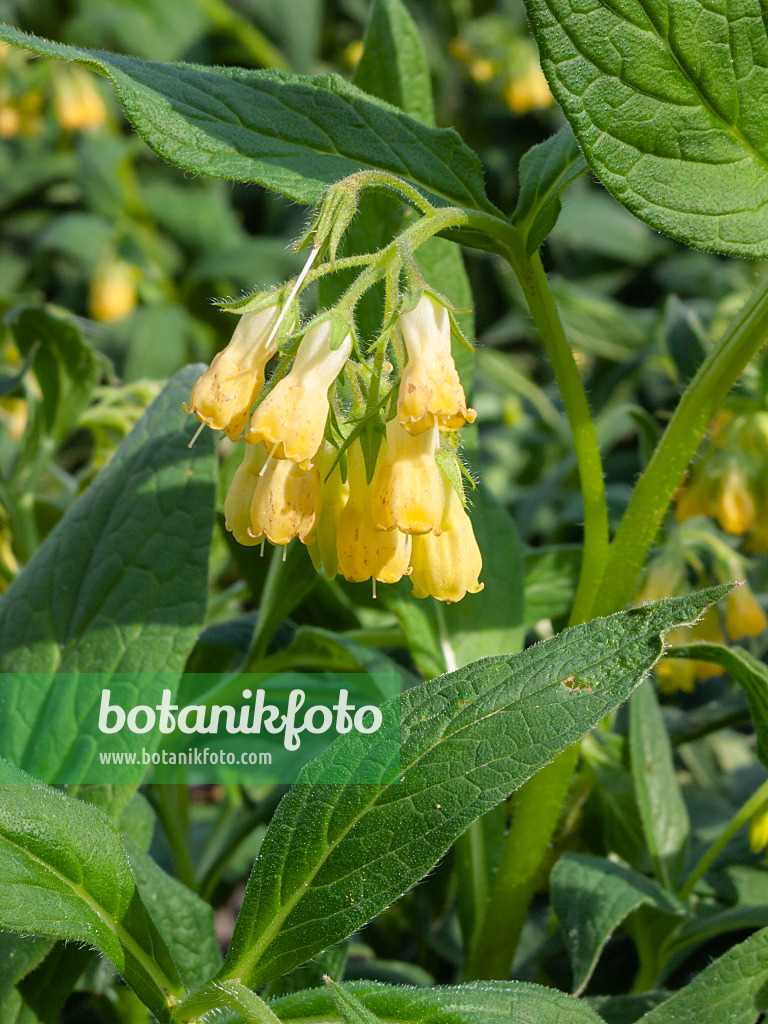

{"left": 249, "top": 319, "right": 352, "bottom": 469}
{"left": 397, "top": 295, "right": 476, "bottom": 435}
{"left": 224, "top": 442, "right": 267, "bottom": 546}
{"left": 409, "top": 477, "right": 483, "bottom": 603}
{"left": 372, "top": 420, "right": 444, "bottom": 535}
{"left": 185, "top": 305, "right": 281, "bottom": 441}
{"left": 337, "top": 440, "right": 411, "bottom": 584}
{"left": 250, "top": 455, "right": 321, "bottom": 546}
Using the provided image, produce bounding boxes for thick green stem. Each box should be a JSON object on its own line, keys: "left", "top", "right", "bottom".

{"left": 592, "top": 269, "right": 768, "bottom": 617}
{"left": 463, "top": 745, "right": 579, "bottom": 980}
{"left": 463, "top": 245, "right": 608, "bottom": 979}
{"left": 172, "top": 979, "right": 280, "bottom": 1023}
{"left": 678, "top": 777, "right": 768, "bottom": 902}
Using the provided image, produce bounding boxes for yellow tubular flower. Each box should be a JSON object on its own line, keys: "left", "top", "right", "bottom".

{"left": 674, "top": 480, "right": 710, "bottom": 523}
{"left": 308, "top": 442, "right": 349, "bottom": 579}
{"left": 89, "top": 261, "right": 137, "bottom": 324}
{"left": 250, "top": 455, "right": 321, "bottom": 546}
{"left": 716, "top": 462, "right": 756, "bottom": 535}
{"left": 337, "top": 440, "right": 412, "bottom": 585}
{"left": 372, "top": 420, "right": 444, "bottom": 535}
{"left": 725, "top": 585, "right": 767, "bottom": 639}
{"left": 397, "top": 295, "right": 476, "bottom": 435}
{"left": 224, "top": 442, "right": 267, "bottom": 546}
{"left": 185, "top": 305, "right": 281, "bottom": 441}
{"left": 749, "top": 802, "right": 768, "bottom": 853}
{"left": 54, "top": 67, "right": 107, "bottom": 131}
{"left": 249, "top": 320, "right": 352, "bottom": 469}
{"left": 410, "top": 476, "right": 483, "bottom": 603}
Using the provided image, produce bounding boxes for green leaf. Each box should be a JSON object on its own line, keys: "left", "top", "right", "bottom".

{"left": 441, "top": 488, "right": 525, "bottom": 667}
{"left": 551, "top": 853, "right": 683, "bottom": 994}
{"left": 8, "top": 306, "right": 99, "bottom": 446}
{"left": 326, "top": 979, "right": 385, "bottom": 1024}
{"left": 0, "top": 781, "right": 183, "bottom": 1022}
{"left": 667, "top": 642, "right": 768, "bottom": 770}
{"left": 353, "top": 0, "right": 435, "bottom": 127}
{"left": 630, "top": 681, "right": 690, "bottom": 889}
{"left": 271, "top": 980, "right": 604, "bottom": 1023}
{"left": 638, "top": 927, "right": 768, "bottom": 1023}
{"left": 523, "top": 0, "right": 768, "bottom": 257}
{"left": 0, "top": 367, "right": 216, "bottom": 783}
{"left": 0, "top": 24, "right": 496, "bottom": 213}
{"left": 123, "top": 837, "right": 222, "bottom": 987}
{"left": 512, "top": 128, "right": 588, "bottom": 254}
{"left": 219, "top": 587, "right": 730, "bottom": 987}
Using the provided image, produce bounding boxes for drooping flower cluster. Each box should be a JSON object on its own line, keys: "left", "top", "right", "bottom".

{"left": 187, "top": 288, "right": 483, "bottom": 603}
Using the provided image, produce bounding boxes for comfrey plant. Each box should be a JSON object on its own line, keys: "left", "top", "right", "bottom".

{"left": 186, "top": 176, "right": 481, "bottom": 602}
{"left": 2, "top": 1, "right": 768, "bottom": 1023}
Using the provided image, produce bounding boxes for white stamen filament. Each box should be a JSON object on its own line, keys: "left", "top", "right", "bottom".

{"left": 188, "top": 420, "right": 206, "bottom": 449}
{"left": 263, "top": 244, "right": 320, "bottom": 353}
{"left": 260, "top": 539, "right": 266, "bottom": 557}
{"left": 259, "top": 443, "right": 278, "bottom": 478}
{"left": 282, "top": 545, "right": 288, "bottom": 562}
{"left": 372, "top": 578, "right": 377, "bottom": 600}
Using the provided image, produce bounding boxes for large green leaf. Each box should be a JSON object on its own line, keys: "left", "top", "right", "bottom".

{"left": 0, "top": 776, "right": 183, "bottom": 1022}
{"left": 524, "top": 0, "right": 768, "bottom": 256}
{"left": 123, "top": 838, "right": 221, "bottom": 988}
{"left": 272, "top": 980, "right": 604, "bottom": 1023}
{"left": 219, "top": 587, "right": 729, "bottom": 987}
{"left": 630, "top": 681, "right": 690, "bottom": 889}
{"left": 0, "top": 25, "right": 496, "bottom": 213}
{"left": 0, "top": 367, "right": 216, "bottom": 783}
{"left": 551, "top": 853, "right": 682, "bottom": 994}
{"left": 638, "top": 927, "right": 768, "bottom": 1023}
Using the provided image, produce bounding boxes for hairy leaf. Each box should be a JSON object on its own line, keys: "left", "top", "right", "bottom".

{"left": 0, "top": 25, "right": 496, "bottom": 213}
{"left": 667, "top": 642, "right": 768, "bottom": 769}
{"left": 630, "top": 681, "right": 690, "bottom": 889}
{"left": 551, "top": 853, "right": 683, "bottom": 994}
{"left": 524, "top": 0, "right": 768, "bottom": 256}
{"left": 639, "top": 927, "right": 768, "bottom": 1023}
{"left": 271, "top": 980, "right": 604, "bottom": 1023}
{"left": 0, "top": 779, "right": 182, "bottom": 1022}
{"left": 220, "top": 587, "right": 729, "bottom": 987}
{"left": 0, "top": 367, "right": 216, "bottom": 784}
{"left": 512, "top": 128, "right": 588, "bottom": 254}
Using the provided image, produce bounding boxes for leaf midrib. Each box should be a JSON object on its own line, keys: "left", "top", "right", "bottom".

{"left": 0, "top": 827, "right": 180, "bottom": 1003}
{"left": 230, "top": 628, "right": 666, "bottom": 981}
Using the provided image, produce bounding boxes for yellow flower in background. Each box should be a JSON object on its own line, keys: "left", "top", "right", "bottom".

{"left": 185, "top": 305, "right": 281, "bottom": 441}
{"left": 308, "top": 442, "right": 349, "bottom": 579}
{"left": 250, "top": 453, "right": 320, "bottom": 546}
{"left": 89, "top": 260, "right": 138, "bottom": 324}
{"left": 337, "top": 440, "right": 412, "bottom": 586}
{"left": 716, "top": 462, "right": 756, "bottom": 535}
{"left": 249, "top": 320, "right": 352, "bottom": 469}
{"left": 655, "top": 636, "right": 697, "bottom": 694}
{"left": 410, "top": 475, "right": 483, "bottom": 603}
{"left": 372, "top": 419, "right": 444, "bottom": 535}
{"left": 397, "top": 295, "right": 476, "bottom": 435}
{"left": 725, "top": 585, "right": 767, "bottom": 639}
{"left": 224, "top": 442, "right": 267, "bottom": 546}
{"left": 674, "top": 479, "right": 710, "bottom": 523}
{"left": 749, "top": 802, "right": 768, "bottom": 853}
{"left": 503, "top": 61, "right": 553, "bottom": 115}
{"left": 54, "top": 66, "right": 107, "bottom": 132}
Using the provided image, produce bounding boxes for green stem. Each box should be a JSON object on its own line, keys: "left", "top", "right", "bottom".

{"left": 149, "top": 785, "right": 198, "bottom": 892}
{"left": 463, "top": 745, "right": 579, "bottom": 980}
{"left": 192, "top": 0, "right": 289, "bottom": 69}
{"left": 593, "top": 268, "right": 768, "bottom": 617}
{"left": 678, "top": 777, "right": 768, "bottom": 902}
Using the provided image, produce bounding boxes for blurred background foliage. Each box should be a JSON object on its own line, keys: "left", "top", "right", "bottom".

{"left": 2, "top": 0, "right": 768, "bottom": 1012}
